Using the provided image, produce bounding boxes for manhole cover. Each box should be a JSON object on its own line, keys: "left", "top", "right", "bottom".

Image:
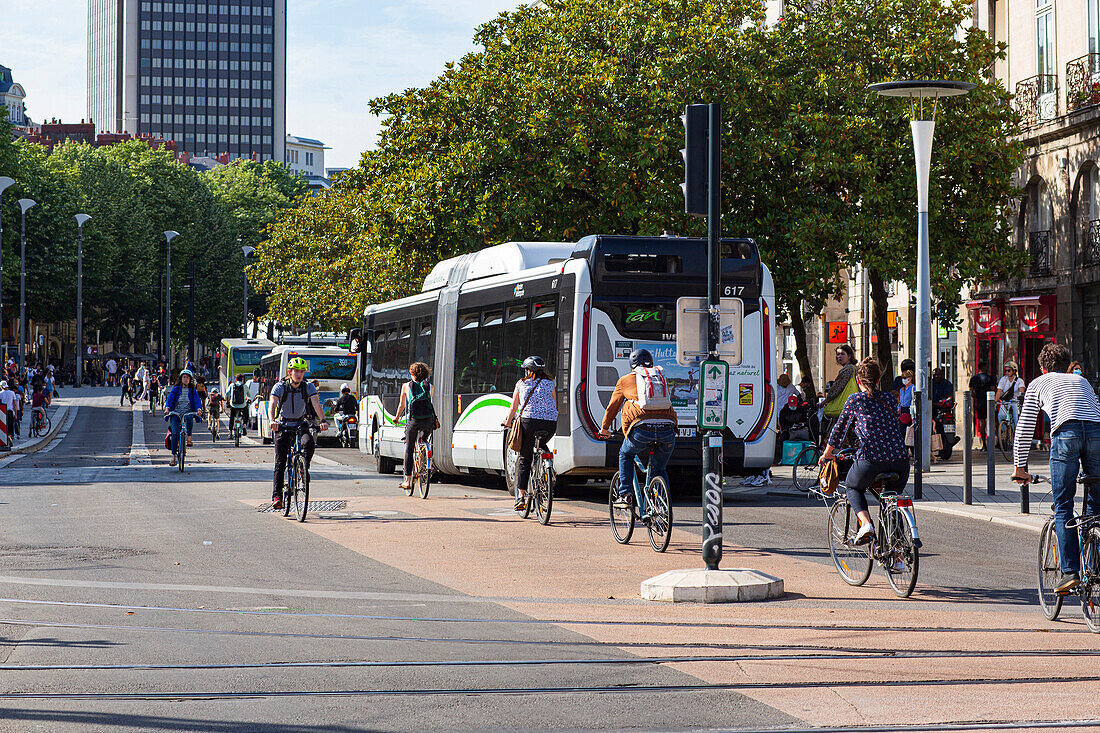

{"left": 257, "top": 500, "right": 348, "bottom": 513}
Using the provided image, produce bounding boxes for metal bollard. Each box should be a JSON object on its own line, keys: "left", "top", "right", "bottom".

{"left": 913, "top": 390, "right": 922, "bottom": 500}
{"left": 987, "top": 392, "right": 996, "bottom": 496}
{"left": 1021, "top": 477, "right": 1030, "bottom": 514}
{"left": 963, "top": 392, "right": 972, "bottom": 505}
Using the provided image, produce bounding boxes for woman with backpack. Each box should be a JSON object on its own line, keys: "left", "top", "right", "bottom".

{"left": 396, "top": 362, "right": 437, "bottom": 492}
{"left": 502, "top": 356, "right": 558, "bottom": 510}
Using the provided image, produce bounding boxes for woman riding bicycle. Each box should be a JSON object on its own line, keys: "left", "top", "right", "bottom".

{"left": 395, "top": 362, "right": 436, "bottom": 492}
{"left": 502, "top": 356, "right": 558, "bottom": 511}
{"left": 819, "top": 358, "right": 909, "bottom": 545}
{"left": 164, "top": 369, "right": 204, "bottom": 467}
{"left": 995, "top": 361, "right": 1025, "bottom": 431}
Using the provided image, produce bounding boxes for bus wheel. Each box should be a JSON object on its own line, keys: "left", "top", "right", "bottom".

{"left": 373, "top": 425, "right": 396, "bottom": 475}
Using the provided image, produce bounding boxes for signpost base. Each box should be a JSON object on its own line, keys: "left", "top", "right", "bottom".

{"left": 641, "top": 568, "right": 783, "bottom": 603}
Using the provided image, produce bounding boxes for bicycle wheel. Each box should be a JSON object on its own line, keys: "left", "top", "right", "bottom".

{"left": 282, "top": 466, "right": 293, "bottom": 517}
{"left": 609, "top": 472, "right": 634, "bottom": 544}
{"left": 646, "top": 475, "right": 672, "bottom": 553}
{"left": 417, "top": 443, "right": 431, "bottom": 499}
{"left": 1081, "top": 528, "right": 1100, "bottom": 632}
{"left": 998, "top": 420, "right": 1012, "bottom": 463}
{"left": 1038, "top": 518, "right": 1063, "bottom": 621}
{"left": 234, "top": 423, "right": 241, "bottom": 448}
{"left": 535, "top": 460, "right": 554, "bottom": 525}
{"left": 792, "top": 444, "right": 822, "bottom": 492}
{"left": 827, "top": 500, "right": 872, "bottom": 586}
{"left": 293, "top": 455, "right": 309, "bottom": 523}
{"left": 43, "top": 415, "right": 52, "bottom": 436}
{"left": 883, "top": 506, "right": 919, "bottom": 598}
{"left": 177, "top": 433, "right": 186, "bottom": 472}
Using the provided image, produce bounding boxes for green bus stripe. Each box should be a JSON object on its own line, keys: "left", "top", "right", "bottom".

{"left": 454, "top": 395, "right": 511, "bottom": 428}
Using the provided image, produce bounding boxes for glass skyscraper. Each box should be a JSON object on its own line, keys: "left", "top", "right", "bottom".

{"left": 87, "top": 0, "right": 286, "bottom": 162}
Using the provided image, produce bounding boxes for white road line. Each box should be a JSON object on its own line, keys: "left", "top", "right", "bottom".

{"left": 129, "top": 403, "right": 150, "bottom": 465}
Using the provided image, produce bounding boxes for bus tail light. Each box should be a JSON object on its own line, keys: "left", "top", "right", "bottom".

{"left": 746, "top": 300, "right": 774, "bottom": 443}
{"left": 575, "top": 296, "right": 601, "bottom": 438}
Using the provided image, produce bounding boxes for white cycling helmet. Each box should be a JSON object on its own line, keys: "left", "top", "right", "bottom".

{"left": 340, "top": 383, "right": 350, "bottom": 392}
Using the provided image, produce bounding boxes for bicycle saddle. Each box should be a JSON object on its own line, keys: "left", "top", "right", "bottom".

{"left": 874, "top": 472, "right": 900, "bottom": 485}
{"left": 533, "top": 430, "right": 553, "bottom": 439}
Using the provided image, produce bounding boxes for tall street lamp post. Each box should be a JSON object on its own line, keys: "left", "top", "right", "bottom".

{"left": 0, "top": 177, "right": 14, "bottom": 364}
{"left": 164, "top": 230, "right": 179, "bottom": 369}
{"left": 74, "top": 214, "right": 92, "bottom": 388}
{"left": 241, "top": 245, "right": 254, "bottom": 338}
{"left": 17, "top": 198, "right": 36, "bottom": 374}
{"left": 870, "top": 80, "right": 974, "bottom": 471}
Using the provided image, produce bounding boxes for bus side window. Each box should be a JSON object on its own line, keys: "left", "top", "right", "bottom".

{"left": 502, "top": 304, "right": 528, "bottom": 389}
{"left": 531, "top": 299, "right": 558, "bottom": 375}
{"left": 477, "top": 309, "right": 504, "bottom": 394}
{"left": 454, "top": 311, "right": 479, "bottom": 394}
{"left": 416, "top": 318, "right": 433, "bottom": 368}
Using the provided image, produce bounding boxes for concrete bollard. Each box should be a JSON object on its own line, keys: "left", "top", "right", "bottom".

{"left": 963, "top": 392, "right": 972, "bottom": 505}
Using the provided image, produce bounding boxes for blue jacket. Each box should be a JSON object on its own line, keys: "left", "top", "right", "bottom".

{"left": 164, "top": 384, "right": 203, "bottom": 420}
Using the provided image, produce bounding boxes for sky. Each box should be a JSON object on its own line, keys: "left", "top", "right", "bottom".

{"left": 0, "top": 0, "right": 521, "bottom": 168}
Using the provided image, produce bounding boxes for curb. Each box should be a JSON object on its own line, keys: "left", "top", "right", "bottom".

{"left": 916, "top": 502, "right": 1045, "bottom": 534}
{"left": 9, "top": 404, "right": 71, "bottom": 455}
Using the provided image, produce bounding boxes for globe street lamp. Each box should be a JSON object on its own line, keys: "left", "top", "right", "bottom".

{"left": 241, "top": 245, "right": 254, "bottom": 338}
{"left": 74, "top": 214, "right": 92, "bottom": 388}
{"left": 164, "top": 230, "right": 180, "bottom": 369}
{"left": 17, "top": 198, "right": 36, "bottom": 374}
{"left": 0, "top": 177, "right": 14, "bottom": 364}
{"left": 870, "top": 80, "right": 974, "bottom": 471}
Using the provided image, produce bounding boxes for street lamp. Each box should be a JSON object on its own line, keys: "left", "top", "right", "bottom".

{"left": 0, "top": 177, "right": 14, "bottom": 365}
{"left": 870, "top": 80, "right": 974, "bottom": 471}
{"left": 74, "top": 214, "right": 91, "bottom": 388}
{"left": 241, "top": 245, "right": 254, "bottom": 338}
{"left": 164, "top": 230, "right": 180, "bottom": 369}
{"left": 17, "top": 198, "right": 36, "bottom": 374}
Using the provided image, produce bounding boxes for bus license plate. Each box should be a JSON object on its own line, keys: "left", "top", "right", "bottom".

{"left": 677, "top": 428, "right": 696, "bottom": 438}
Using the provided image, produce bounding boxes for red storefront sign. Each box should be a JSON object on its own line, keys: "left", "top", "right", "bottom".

{"left": 965, "top": 299, "right": 1004, "bottom": 335}
{"left": 827, "top": 322, "right": 850, "bottom": 343}
{"left": 1009, "top": 294, "right": 1056, "bottom": 333}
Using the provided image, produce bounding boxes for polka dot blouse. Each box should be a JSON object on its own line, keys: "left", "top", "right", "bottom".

{"left": 827, "top": 391, "right": 908, "bottom": 463}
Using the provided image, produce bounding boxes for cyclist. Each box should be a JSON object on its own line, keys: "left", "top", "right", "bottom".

{"left": 819, "top": 358, "right": 909, "bottom": 545}
{"left": 206, "top": 387, "right": 225, "bottom": 435}
{"left": 29, "top": 384, "right": 47, "bottom": 432}
{"left": 395, "top": 364, "right": 436, "bottom": 491}
{"left": 1012, "top": 343, "right": 1100, "bottom": 594}
{"left": 333, "top": 383, "right": 358, "bottom": 442}
{"left": 502, "top": 356, "right": 557, "bottom": 511}
{"left": 195, "top": 375, "right": 208, "bottom": 406}
{"left": 269, "top": 357, "right": 328, "bottom": 510}
{"left": 597, "top": 349, "right": 676, "bottom": 514}
{"left": 226, "top": 373, "right": 249, "bottom": 436}
{"left": 995, "top": 361, "right": 1025, "bottom": 438}
{"left": 164, "top": 369, "right": 204, "bottom": 466}
{"left": 146, "top": 368, "right": 161, "bottom": 409}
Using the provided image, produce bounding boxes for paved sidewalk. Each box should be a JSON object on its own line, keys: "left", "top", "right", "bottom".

{"left": 2, "top": 396, "right": 71, "bottom": 455}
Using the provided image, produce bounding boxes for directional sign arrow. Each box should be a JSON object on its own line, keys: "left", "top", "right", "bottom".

{"left": 707, "top": 365, "right": 723, "bottom": 379}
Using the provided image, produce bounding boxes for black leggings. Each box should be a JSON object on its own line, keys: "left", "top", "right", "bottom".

{"left": 516, "top": 418, "right": 556, "bottom": 494}
{"left": 845, "top": 458, "right": 910, "bottom": 515}
{"left": 403, "top": 418, "right": 434, "bottom": 475}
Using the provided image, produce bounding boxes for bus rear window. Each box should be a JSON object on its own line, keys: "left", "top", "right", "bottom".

{"left": 602, "top": 254, "right": 682, "bottom": 275}
{"left": 304, "top": 357, "right": 357, "bottom": 381}
{"left": 232, "top": 349, "right": 267, "bottom": 367}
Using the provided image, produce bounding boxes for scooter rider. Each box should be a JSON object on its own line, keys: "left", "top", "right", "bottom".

{"left": 333, "top": 383, "right": 358, "bottom": 437}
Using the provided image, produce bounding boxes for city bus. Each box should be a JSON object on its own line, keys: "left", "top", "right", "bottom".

{"left": 255, "top": 345, "right": 360, "bottom": 443}
{"left": 359, "top": 235, "right": 776, "bottom": 491}
{"left": 218, "top": 338, "right": 276, "bottom": 394}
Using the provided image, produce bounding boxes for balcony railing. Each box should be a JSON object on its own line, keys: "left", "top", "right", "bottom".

{"left": 1030, "top": 230, "right": 1052, "bottom": 276}
{"left": 1016, "top": 75, "right": 1059, "bottom": 127}
{"left": 1067, "top": 54, "right": 1100, "bottom": 112}
{"left": 1086, "top": 220, "right": 1100, "bottom": 266}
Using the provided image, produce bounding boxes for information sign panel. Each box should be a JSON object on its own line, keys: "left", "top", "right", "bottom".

{"left": 675, "top": 297, "right": 744, "bottom": 366}
{"left": 698, "top": 359, "right": 729, "bottom": 430}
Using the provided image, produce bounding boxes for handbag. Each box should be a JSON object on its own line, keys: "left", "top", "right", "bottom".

{"left": 930, "top": 432, "right": 944, "bottom": 453}
{"left": 819, "top": 459, "right": 840, "bottom": 496}
{"left": 507, "top": 378, "right": 542, "bottom": 452}
{"left": 904, "top": 424, "right": 915, "bottom": 447}
{"left": 164, "top": 431, "right": 171, "bottom": 450}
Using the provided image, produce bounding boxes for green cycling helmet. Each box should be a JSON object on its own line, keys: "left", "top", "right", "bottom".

{"left": 288, "top": 357, "right": 308, "bottom": 371}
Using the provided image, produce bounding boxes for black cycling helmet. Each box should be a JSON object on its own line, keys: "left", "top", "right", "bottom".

{"left": 629, "top": 349, "right": 654, "bottom": 368}
{"left": 521, "top": 355, "right": 545, "bottom": 372}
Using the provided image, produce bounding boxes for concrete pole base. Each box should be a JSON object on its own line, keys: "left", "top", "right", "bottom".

{"left": 641, "top": 568, "right": 783, "bottom": 603}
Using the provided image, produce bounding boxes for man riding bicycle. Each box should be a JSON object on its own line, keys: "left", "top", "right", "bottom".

{"left": 269, "top": 357, "right": 328, "bottom": 510}
{"left": 206, "top": 387, "right": 225, "bottom": 432}
{"left": 598, "top": 349, "right": 677, "bottom": 515}
{"left": 226, "top": 373, "right": 249, "bottom": 436}
{"left": 1012, "top": 343, "right": 1100, "bottom": 594}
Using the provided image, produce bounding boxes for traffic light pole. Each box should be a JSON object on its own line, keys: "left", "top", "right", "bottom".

{"left": 701, "top": 102, "right": 723, "bottom": 571}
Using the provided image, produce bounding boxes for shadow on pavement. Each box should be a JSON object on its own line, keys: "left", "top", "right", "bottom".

{"left": 0, "top": 710, "right": 376, "bottom": 732}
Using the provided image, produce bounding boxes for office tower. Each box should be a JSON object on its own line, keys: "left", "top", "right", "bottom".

{"left": 88, "top": 0, "right": 286, "bottom": 162}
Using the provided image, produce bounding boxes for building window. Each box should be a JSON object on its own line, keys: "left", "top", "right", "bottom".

{"left": 1032, "top": 179, "right": 1053, "bottom": 232}
{"left": 1036, "top": 0, "right": 1055, "bottom": 93}
{"left": 1089, "top": 168, "right": 1100, "bottom": 221}
{"left": 1091, "top": 0, "right": 1100, "bottom": 54}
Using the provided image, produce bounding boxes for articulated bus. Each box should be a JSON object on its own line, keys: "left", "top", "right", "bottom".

{"left": 218, "top": 338, "right": 276, "bottom": 394}
{"left": 359, "top": 235, "right": 777, "bottom": 490}
{"left": 256, "top": 345, "right": 360, "bottom": 442}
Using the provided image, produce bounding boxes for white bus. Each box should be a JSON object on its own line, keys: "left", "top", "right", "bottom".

{"left": 256, "top": 345, "right": 360, "bottom": 443}
{"left": 359, "top": 235, "right": 776, "bottom": 491}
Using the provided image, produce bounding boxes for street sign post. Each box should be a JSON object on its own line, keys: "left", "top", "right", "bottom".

{"left": 675, "top": 297, "right": 744, "bottom": 367}
{"left": 698, "top": 360, "right": 729, "bottom": 431}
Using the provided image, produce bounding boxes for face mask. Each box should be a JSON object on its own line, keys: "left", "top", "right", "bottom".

{"left": 904, "top": 378, "right": 912, "bottom": 386}
{"left": 1075, "top": 369, "right": 1083, "bottom": 376}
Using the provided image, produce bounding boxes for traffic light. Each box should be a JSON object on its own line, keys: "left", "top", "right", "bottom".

{"left": 681, "top": 104, "right": 708, "bottom": 216}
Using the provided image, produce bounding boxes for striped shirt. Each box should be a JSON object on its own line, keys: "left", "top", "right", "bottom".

{"left": 1014, "top": 372, "right": 1100, "bottom": 468}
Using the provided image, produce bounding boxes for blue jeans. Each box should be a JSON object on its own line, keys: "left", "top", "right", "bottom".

{"left": 619, "top": 424, "right": 676, "bottom": 505}
{"left": 1050, "top": 420, "right": 1100, "bottom": 574}
{"left": 168, "top": 413, "right": 195, "bottom": 456}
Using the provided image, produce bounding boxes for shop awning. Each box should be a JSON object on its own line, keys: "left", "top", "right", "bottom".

{"left": 1007, "top": 294, "right": 1056, "bottom": 308}
{"left": 965, "top": 299, "right": 1001, "bottom": 309}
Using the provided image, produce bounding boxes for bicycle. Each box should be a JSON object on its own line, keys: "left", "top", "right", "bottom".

{"left": 29, "top": 408, "right": 50, "bottom": 438}
{"left": 792, "top": 442, "right": 822, "bottom": 492}
{"left": 996, "top": 401, "right": 1017, "bottom": 463}
{"left": 278, "top": 421, "right": 312, "bottom": 523}
{"left": 815, "top": 451, "right": 921, "bottom": 597}
{"left": 173, "top": 411, "right": 198, "bottom": 473}
{"left": 404, "top": 431, "right": 433, "bottom": 500}
{"left": 608, "top": 440, "right": 673, "bottom": 552}
{"left": 208, "top": 410, "right": 220, "bottom": 442}
{"left": 1036, "top": 475, "right": 1100, "bottom": 631}
{"left": 515, "top": 431, "right": 555, "bottom": 525}
{"left": 230, "top": 411, "right": 247, "bottom": 448}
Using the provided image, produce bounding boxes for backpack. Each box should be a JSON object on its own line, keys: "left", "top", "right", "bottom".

{"left": 230, "top": 382, "right": 246, "bottom": 405}
{"left": 408, "top": 381, "right": 435, "bottom": 419}
{"left": 633, "top": 366, "right": 671, "bottom": 411}
{"left": 277, "top": 378, "right": 316, "bottom": 419}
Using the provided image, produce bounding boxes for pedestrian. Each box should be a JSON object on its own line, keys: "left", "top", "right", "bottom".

{"left": 898, "top": 368, "right": 915, "bottom": 447}
{"left": 119, "top": 369, "right": 133, "bottom": 406}
{"left": 931, "top": 367, "right": 960, "bottom": 457}
{"left": 822, "top": 344, "right": 858, "bottom": 440}
{"left": 135, "top": 362, "right": 148, "bottom": 401}
{"left": 0, "top": 381, "right": 17, "bottom": 443}
{"left": 892, "top": 358, "right": 916, "bottom": 395}
{"left": 969, "top": 363, "right": 994, "bottom": 451}
{"left": 1069, "top": 361, "right": 1085, "bottom": 376}
{"left": 106, "top": 357, "right": 118, "bottom": 387}
{"left": 1013, "top": 343, "right": 1100, "bottom": 594}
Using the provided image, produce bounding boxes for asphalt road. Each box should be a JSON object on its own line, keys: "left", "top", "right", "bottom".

{"left": 0, "top": 388, "right": 1054, "bottom": 731}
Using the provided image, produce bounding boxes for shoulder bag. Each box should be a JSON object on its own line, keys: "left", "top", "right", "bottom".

{"left": 508, "top": 379, "right": 542, "bottom": 453}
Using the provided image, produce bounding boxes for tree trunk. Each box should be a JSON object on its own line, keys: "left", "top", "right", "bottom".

{"left": 251, "top": 316, "right": 259, "bottom": 339}
{"left": 867, "top": 268, "right": 894, "bottom": 390}
{"left": 266, "top": 320, "right": 275, "bottom": 341}
{"left": 790, "top": 304, "right": 816, "bottom": 398}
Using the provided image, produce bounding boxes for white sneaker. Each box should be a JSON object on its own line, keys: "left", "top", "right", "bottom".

{"left": 759, "top": 470, "right": 773, "bottom": 487}
{"left": 740, "top": 475, "right": 758, "bottom": 486}
{"left": 854, "top": 522, "right": 875, "bottom": 545}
